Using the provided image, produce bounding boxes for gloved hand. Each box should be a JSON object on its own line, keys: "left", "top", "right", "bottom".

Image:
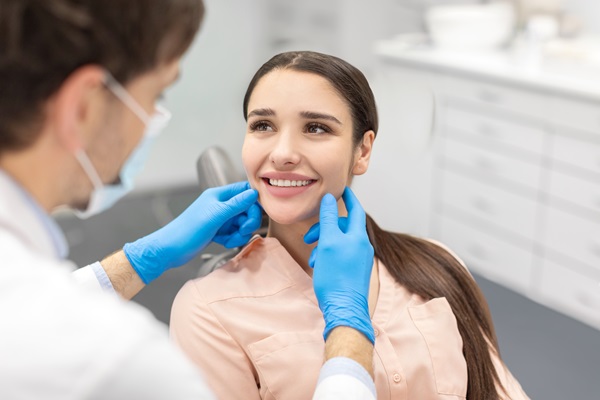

{"left": 123, "top": 181, "right": 261, "bottom": 284}
{"left": 304, "top": 187, "right": 375, "bottom": 344}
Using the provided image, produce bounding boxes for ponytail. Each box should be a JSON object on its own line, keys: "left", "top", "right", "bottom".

{"left": 366, "top": 214, "right": 506, "bottom": 399}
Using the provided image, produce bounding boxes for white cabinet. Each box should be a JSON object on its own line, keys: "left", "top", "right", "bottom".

{"left": 538, "top": 258, "right": 600, "bottom": 330}
{"left": 438, "top": 215, "right": 534, "bottom": 293}
{"left": 432, "top": 77, "right": 546, "bottom": 298}
{"left": 374, "top": 48, "right": 600, "bottom": 330}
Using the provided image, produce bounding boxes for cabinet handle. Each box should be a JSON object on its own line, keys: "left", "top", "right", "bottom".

{"left": 471, "top": 196, "right": 495, "bottom": 215}
{"left": 477, "top": 89, "right": 502, "bottom": 104}
{"left": 589, "top": 240, "right": 600, "bottom": 259}
{"left": 477, "top": 123, "right": 497, "bottom": 138}
{"left": 575, "top": 291, "right": 600, "bottom": 311}
{"left": 475, "top": 157, "right": 497, "bottom": 175}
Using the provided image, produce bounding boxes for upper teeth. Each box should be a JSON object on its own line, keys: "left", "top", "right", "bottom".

{"left": 269, "top": 179, "right": 312, "bottom": 187}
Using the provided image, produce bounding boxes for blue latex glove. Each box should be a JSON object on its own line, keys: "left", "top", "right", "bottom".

{"left": 123, "top": 181, "right": 261, "bottom": 284}
{"left": 304, "top": 187, "right": 375, "bottom": 344}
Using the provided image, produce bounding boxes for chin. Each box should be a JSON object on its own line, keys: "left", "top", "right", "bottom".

{"left": 263, "top": 205, "right": 319, "bottom": 226}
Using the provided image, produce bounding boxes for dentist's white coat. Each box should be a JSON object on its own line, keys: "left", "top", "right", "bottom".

{"left": 0, "top": 171, "right": 215, "bottom": 400}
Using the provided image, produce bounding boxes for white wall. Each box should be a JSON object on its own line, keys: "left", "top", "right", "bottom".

{"left": 563, "top": 0, "right": 600, "bottom": 35}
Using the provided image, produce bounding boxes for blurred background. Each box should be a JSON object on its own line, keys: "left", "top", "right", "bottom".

{"left": 55, "top": 1, "right": 600, "bottom": 398}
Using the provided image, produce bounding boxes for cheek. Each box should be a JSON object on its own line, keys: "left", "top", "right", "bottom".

{"left": 322, "top": 160, "right": 353, "bottom": 200}
{"left": 241, "top": 139, "right": 260, "bottom": 186}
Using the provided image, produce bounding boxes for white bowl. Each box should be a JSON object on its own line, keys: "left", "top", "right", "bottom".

{"left": 425, "top": 2, "right": 516, "bottom": 50}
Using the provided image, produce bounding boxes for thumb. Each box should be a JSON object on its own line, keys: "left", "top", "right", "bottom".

{"left": 318, "top": 193, "right": 339, "bottom": 235}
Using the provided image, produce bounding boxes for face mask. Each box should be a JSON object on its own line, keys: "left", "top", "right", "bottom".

{"left": 74, "top": 73, "right": 171, "bottom": 219}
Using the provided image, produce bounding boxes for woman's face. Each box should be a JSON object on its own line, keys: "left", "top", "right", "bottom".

{"left": 242, "top": 69, "right": 373, "bottom": 225}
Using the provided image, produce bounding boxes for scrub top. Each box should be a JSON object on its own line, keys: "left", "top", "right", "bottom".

{"left": 171, "top": 236, "right": 530, "bottom": 400}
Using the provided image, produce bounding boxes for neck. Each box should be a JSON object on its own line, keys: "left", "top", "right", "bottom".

{"left": 0, "top": 138, "right": 73, "bottom": 213}
{"left": 266, "top": 197, "right": 350, "bottom": 276}
{"left": 268, "top": 219, "right": 316, "bottom": 275}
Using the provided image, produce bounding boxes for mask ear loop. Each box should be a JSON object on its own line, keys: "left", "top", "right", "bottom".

{"left": 103, "top": 72, "right": 151, "bottom": 125}
{"left": 74, "top": 149, "right": 104, "bottom": 189}
{"left": 147, "top": 104, "right": 172, "bottom": 137}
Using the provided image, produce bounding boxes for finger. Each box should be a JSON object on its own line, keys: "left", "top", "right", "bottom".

{"left": 337, "top": 217, "right": 349, "bottom": 233}
{"left": 318, "top": 193, "right": 340, "bottom": 235}
{"left": 225, "top": 233, "right": 253, "bottom": 249}
{"left": 214, "top": 231, "right": 252, "bottom": 249}
{"left": 304, "top": 217, "right": 348, "bottom": 244}
{"left": 342, "top": 187, "right": 366, "bottom": 232}
{"left": 221, "top": 188, "right": 258, "bottom": 217}
{"left": 308, "top": 246, "right": 317, "bottom": 269}
{"left": 214, "top": 181, "right": 252, "bottom": 201}
{"left": 303, "top": 222, "right": 320, "bottom": 244}
{"left": 215, "top": 217, "right": 235, "bottom": 236}
{"left": 239, "top": 204, "right": 262, "bottom": 235}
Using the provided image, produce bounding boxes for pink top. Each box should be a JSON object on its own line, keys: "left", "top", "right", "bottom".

{"left": 170, "top": 236, "right": 529, "bottom": 400}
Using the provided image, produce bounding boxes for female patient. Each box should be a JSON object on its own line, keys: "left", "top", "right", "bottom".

{"left": 170, "top": 51, "right": 529, "bottom": 400}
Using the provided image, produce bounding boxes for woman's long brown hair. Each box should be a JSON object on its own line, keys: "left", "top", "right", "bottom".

{"left": 244, "top": 50, "right": 507, "bottom": 399}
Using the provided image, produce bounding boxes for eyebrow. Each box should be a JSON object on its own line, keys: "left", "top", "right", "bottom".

{"left": 299, "top": 111, "right": 342, "bottom": 125}
{"left": 247, "top": 108, "right": 275, "bottom": 118}
{"left": 247, "top": 108, "right": 342, "bottom": 125}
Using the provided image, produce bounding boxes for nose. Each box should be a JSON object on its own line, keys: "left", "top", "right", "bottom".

{"left": 269, "top": 130, "right": 301, "bottom": 168}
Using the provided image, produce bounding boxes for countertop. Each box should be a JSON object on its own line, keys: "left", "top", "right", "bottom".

{"left": 374, "top": 37, "right": 600, "bottom": 103}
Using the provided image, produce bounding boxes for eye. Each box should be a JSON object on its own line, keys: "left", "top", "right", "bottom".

{"left": 305, "top": 122, "right": 331, "bottom": 135}
{"left": 248, "top": 120, "right": 274, "bottom": 132}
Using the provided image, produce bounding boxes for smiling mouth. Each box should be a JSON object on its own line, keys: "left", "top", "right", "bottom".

{"left": 263, "top": 178, "right": 315, "bottom": 187}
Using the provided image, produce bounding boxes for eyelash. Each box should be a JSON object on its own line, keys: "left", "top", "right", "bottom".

{"left": 248, "top": 121, "right": 332, "bottom": 135}
{"left": 305, "top": 122, "right": 331, "bottom": 135}
{"left": 248, "top": 121, "right": 272, "bottom": 132}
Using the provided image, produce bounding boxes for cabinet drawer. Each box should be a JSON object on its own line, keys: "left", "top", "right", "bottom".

{"left": 543, "top": 206, "right": 600, "bottom": 272}
{"left": 442, "top": 138, "right": 542, "bottom": 190}
{"left": 441, "top": 170, "right": 538, "bottom": 240}
{"left": 538, "top": 258, "right": 600, "bottom": 330}
{"left": 550, "top": 96, "right": 600, "bottom": 134}
{"left": 552, "top": 133, "right": 600, "bottom": 175}
{"left": 548, "top": 167, "right": 600, "bottom": 213}
{"left": 444, "top": 106, "right": 546, "bottom": 157}
{"left": 439, "top": 75, "right": 547, "bottom": 119}
{"left": 437, "top": 215, "right": 533, "bottom": 293}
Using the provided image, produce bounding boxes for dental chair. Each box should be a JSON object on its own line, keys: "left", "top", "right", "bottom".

{"left": 195, "top": 146, "right": 267, "bottom": 277}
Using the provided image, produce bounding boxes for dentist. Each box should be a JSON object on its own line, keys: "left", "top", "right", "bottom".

{"left": 0, "top": 0, "right": 376, "bottom": 399}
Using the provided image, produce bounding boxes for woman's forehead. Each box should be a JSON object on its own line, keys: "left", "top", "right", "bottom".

{"left": 248, "top": 69, "right": 350, "bottom": 117}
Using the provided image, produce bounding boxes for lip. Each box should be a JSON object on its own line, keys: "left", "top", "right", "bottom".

{"left": 259, "top": 172, "right": 317, "bottom": 199}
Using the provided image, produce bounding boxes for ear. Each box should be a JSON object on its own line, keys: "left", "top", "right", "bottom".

{"left": 352, "top": 130, "right": 375, "bottom": 175}
{"left": 49, "top": 65, "right": 106, "bottom": 152}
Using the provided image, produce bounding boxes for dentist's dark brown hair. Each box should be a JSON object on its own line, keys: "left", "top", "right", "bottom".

{"left": 0, "top": 0, "right": 204, "bottom": 153}
{"left": 244, "top": 50, "right": 507, "bottom": 400}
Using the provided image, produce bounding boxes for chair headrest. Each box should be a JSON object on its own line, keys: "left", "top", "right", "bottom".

{"left": 196, "top": 146, "right": 243, "bottom": 192}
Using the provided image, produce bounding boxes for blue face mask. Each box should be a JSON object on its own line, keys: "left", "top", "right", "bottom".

{"left": 74, "top": 73, "right": 171, "bottom": 219}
